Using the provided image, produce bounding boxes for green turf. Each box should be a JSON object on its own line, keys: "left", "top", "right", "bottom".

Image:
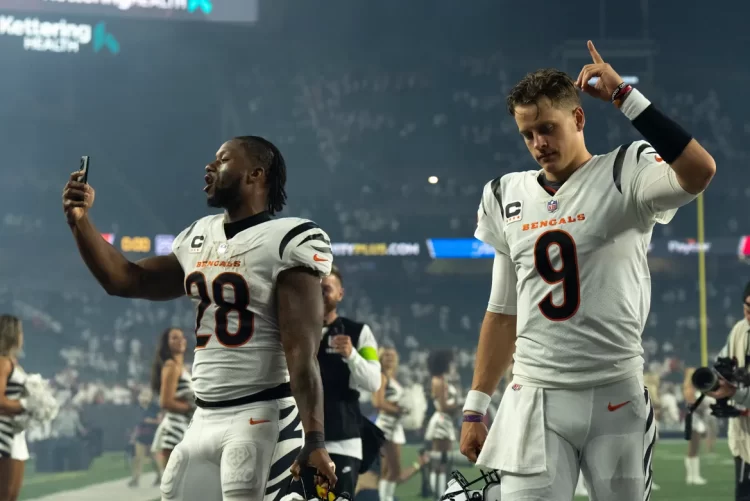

{"left": 20, "top": 451, "right": 153, "bottom": 500}
{"left": 21, "top": 440, "right": 735, "bottom": 500}
{"left": 396, "top": 440, "right": 734, "bottom": 501}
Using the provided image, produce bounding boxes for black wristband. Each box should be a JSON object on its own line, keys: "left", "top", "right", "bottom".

{"left": 295, "top": 431, "right": 326, "bottom": 465}
{"left": 631, "top": 104, "right": 693, "bottom": 165}
{"left": 305, "top": 431, "right": 325, "bottom": 447}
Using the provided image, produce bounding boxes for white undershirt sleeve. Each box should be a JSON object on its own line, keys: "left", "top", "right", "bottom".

{"left": 487, "top": 251, "right": 517, "bottom": 315}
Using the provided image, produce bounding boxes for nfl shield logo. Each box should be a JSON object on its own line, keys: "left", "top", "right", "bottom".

{"left": 547, "top": 199, "right": 558, "bottom": 213}
{"left": 217, "top": 243, "right": 228, "bottom": 254}
{"left": 512, "top": 383, "right": 523, "bottom": 391}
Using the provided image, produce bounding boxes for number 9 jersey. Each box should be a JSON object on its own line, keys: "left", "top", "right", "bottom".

{"left": 172, "top": 214, "right": 333, "bottom": 403}
{"left": 476, "top": 141, "right": 696, "bottom": 389}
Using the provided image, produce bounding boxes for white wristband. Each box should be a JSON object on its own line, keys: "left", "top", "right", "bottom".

{"left": 620, "top": 88, "right": 651, "bottom": 121}
{"left": 19, "top": 397, "right": 28, "bottom": 410}
{"left": 462, "top": 390, "right": 491, "bottom": 415}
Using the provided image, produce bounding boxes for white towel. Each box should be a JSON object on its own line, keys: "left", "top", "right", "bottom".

{"left": 476, "top": 383, "right": 546, "bottom": 474}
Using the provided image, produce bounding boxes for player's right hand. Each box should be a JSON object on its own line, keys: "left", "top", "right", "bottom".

{"left": 459, "top": 416, "right": 488, "bottom": 463}
{"left": 62, "top": 171, "right": 95, "bottom": 225}
{"left": 290, "top": 448, "right": 337, "bottom": 489}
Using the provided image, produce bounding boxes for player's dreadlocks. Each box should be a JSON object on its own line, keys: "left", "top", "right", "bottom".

{"left": 234, "top": 135, "right": 288, "bottom": 215}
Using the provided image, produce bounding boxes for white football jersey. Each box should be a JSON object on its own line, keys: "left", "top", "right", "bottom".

{"left": 172, "top": 214, "right": 333, "bottom": 402}
{"left": 476, "top": 141, "right": 695, "bottom": 388}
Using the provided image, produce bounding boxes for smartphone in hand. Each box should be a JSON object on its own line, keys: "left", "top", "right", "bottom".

{"left": 79, "top": 156, "right": 90, "bottom": 184}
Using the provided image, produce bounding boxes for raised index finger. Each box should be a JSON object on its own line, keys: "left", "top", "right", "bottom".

{"left": 587, "top": 40, "right": 604, "bottom": 64}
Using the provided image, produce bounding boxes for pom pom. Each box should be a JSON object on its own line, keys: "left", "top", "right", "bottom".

{"left": 15, "top": 374, "right": 60, "bottom": 430}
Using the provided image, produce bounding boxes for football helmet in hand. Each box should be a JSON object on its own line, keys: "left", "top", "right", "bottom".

{"left": 441, "top": 470, "right": 501, "bottom": 501}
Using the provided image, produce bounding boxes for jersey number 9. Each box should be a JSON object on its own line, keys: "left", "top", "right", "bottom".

{"left": 185, "top": 271, "right": 254, "bottom": 348}
{"left": 533, "top": 230, "right": 581, "bottom": 321}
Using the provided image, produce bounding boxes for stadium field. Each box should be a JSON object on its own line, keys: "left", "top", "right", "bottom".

{"left": 21, "top": 439, "right": 734, "bottom": 501}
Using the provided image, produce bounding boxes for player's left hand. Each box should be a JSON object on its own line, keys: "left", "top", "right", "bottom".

{"left": 575, "top": 40, "right": 625, "bottom": 102}
{"left": 706, "top": 377, "right": 737, "bottom": 400}
{"left": 291, "top": 448, "right": 337, "bottom": 489}
{"left": 331, "top": 335, "right": 353, "bottom": 358}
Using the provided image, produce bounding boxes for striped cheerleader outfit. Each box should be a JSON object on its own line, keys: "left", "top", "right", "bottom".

{"left": 425, "top": 382, "right": 458, "bottom": 442}
{"left": 374, "top": 376, "right": 406, "bottom": 445}
{"left": 152, "top": 369, "right": 193, "bottom": 452}
{"left": 0, "top": 362, "right": 29, "bottom": 460}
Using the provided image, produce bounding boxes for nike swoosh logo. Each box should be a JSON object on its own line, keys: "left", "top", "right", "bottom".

{"left": 313, "top": 254, "right": 328, "bottom": 262}
{"left": 607, "top": 401, "right": 631, "bottom": 412}
{"left": 249, "top": 418, "right": 271, "bottom": 425}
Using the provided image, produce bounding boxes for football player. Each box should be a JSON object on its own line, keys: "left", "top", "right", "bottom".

{"left": 62, "top": 136, "right": 337, "bottom": 501}
{"left": 459, "top": 41, "right": 716, "bottom": 501}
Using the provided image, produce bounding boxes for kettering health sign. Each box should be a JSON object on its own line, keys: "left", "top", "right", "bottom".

{"left": 0, "top": 16, "right": 119, "bottom": 53}
{"left": 0, "top": 0, "right": 258, "bottom": 23}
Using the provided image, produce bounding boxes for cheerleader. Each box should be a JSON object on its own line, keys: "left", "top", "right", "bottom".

{"left": 424, "top": 349, "right": 458, "bottom": 498}
{"left": 150, "top": 327, "right": 193, "bottom": 476}
{"left": 128, "top": 389, "right": 162, "bottom": 488}
{"left": 683, "top": 367, "right": 708, "bottom": 485}
{"left": 0, "top": 315, "right": 28, "bottom": 501}
{"left": 373, "top": 347, "right": 405, "bottom": 501}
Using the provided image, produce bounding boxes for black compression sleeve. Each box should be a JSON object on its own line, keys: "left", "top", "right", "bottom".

{"left": 631, "top": 104, "right": 693, "bottom": 164}
{"left": 620, "top": 88, "right": 693, "bottom": 164}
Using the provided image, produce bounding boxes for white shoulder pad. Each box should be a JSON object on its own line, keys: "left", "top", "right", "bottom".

{"left": 172, "top": 215, "right": 219, "bottom": 256}
{"left": 272, "top": 217, "right": 333, "bottom": 280}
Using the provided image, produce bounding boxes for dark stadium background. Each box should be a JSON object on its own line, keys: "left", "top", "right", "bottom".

{"left": 0, "top": 1, "right": 748, "bottom": 499}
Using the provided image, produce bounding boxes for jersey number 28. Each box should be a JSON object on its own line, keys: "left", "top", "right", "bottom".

{"left": 533, "top": 230, "right": 581, "bottom": 321}
{"left": 185, "top": 271, "right": 254, "bottom": 348}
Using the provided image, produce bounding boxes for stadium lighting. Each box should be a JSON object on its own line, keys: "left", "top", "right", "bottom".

{"left": 428, "top": 176, "right": 439, "bottom": 184}
{"left": 588, "top": 75, "right": 639, "bottom": 86}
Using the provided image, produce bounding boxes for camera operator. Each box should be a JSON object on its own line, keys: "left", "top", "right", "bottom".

{"left": 704, "top": 281, "right": 750, "bottom": 500}
{"left": 299, "top": 266, "right": 383, "bottom": 498}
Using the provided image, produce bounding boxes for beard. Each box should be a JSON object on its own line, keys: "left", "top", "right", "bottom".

{"left": 323, "top": 298, "right": 338, "bottom": 315}
{"left": 206, "top": 183, "right": 241, "bottom": 209}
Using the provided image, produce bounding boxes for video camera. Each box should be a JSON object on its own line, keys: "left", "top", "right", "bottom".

{"left": 685, "top": 357, "right": 750, "bottom": 440}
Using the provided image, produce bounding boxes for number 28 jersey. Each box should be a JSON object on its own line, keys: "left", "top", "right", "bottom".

{"left": 476, "top": 141, "right": 692, "bottom": 389}
{"left": 172, "top": 215, "right": 333, "bottom": 403}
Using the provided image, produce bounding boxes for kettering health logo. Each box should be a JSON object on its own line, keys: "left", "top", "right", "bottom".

{"left": 43, "top": 0, "right": 212, "bottom": 14}
{"left": 0, "top": 16, "right": 119, "bottom": 54}
{"left": 188, "top": 0, "right": 212, "bottom": 13}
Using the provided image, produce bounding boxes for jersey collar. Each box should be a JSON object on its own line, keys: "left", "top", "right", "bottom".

{"left": 530, "top": 156, "right": 597, "bottom": 200}
{"left": 223, "top": 211, "right": 272, "bottom": 240}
